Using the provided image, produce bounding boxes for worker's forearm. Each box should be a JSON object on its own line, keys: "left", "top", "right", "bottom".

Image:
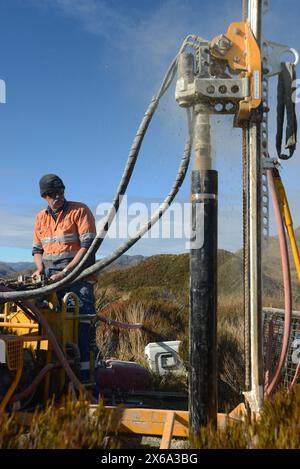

{"left": 34, "top": 253, "right": 44, "bottom": 272}
{"left": 65, "top": 247, "right": 88, "bottom": 271}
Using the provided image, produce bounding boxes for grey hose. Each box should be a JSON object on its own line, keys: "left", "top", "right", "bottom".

{"left": 0, "top": 54, "right": 178, "bottom": 300}
{"left": 72, "top": 108, "right": 194, "bottom": 282}
{"left": 0, "top": 34, "right": 200, "bottom": 301}
{"left": 0, "top": 107, "right": 193, "bottom": 299}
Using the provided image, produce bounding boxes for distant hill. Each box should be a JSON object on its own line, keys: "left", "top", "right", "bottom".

{"left": 97, "top": 237, "right": 300, "bottom": 300}
{"left": 106, "top": 255, "right": 144, "bottom": 270}
{"left": 0, "top": 255, "right": 145, "bottom": 278}
{"left": 1, "top": 227, "right": 300, "bottom": 301}
{"left": 0, "top": 262, "right": 15, "bottom": 278}
{"left": 7, "top": 262, "right": 35, "bottom": 272}
{"left": 98, "top": 249, "right": 242, "bottom": 296}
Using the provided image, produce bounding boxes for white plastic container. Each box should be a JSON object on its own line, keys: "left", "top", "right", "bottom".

{"left": 144, "top": 340, "right": 185, "bottom": 375}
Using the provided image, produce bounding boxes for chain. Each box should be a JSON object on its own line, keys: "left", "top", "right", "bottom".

{"left": 242, "top": 124, "right": 251, "bottom": 390}
{"left": 242, "top": 0, "right": 250, "bottom": 393}
{"left": 242, "top": 0, "right": 247, "bottom": 21}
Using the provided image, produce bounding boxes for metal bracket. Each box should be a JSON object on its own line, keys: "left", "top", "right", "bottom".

{"left": 262, "top": 157, "right": 279, "bottom": 170}
{"left": 243, "top": 385, "right": 264, "bottom": 414}
{"left": 175, "top": 77, "right": 249, "bottom": 109}
{"left": 262, "top": 40, "right": 299, "bottom": 77}
{"left": 195, "top": 77, "right": 249, "bottom": 99}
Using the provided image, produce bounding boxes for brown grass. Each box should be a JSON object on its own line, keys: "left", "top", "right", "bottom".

{"left": 190, "top": 386, "right": 300, "bottom": 449}
{"left": 0, "top": 393, "right": 118, "bottom": 449}
{"left": 96, "top": 298, "right": 187, "bottom": 364}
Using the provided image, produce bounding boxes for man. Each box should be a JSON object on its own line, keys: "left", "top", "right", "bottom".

{"left": 32, "top": 173, "right": 97, "bottom": 380}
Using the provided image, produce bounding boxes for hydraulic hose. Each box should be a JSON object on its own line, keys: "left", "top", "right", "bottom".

{"left": 70, "top": 108, "right": 194, "bottom": 282}
{"left": 273, "top": 169, "right": 300, "bottom": 282}
{"left": 0, "top": 35, "right": 198, "bottom": 301}
{"left": 0, "top": 286, "right": 96, "bottom": 404}
{"left": 11, "top": 363, "right": 56, "bottom": 403}
{"left": 289, "top": 359, "right": 300, "bottom": 391}
{"left": 97, "top": 315, "right": 143, "bottom": 330}
{"left": 265, "top": 169, "right": 292, "bottom": 397}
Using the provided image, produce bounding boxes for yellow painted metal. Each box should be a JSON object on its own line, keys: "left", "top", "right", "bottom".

{"left": 273, "top": 170, "right": 300, "bottom": 282}
{"left": 0, "top": 322, "right": 37, "bottom": 329}
{"left": 61, "top": 292, "right": 80, "bottom": 350}
{"left": 99, "top": 406, "right": 246, "bottom": 439}
{"left": 0, "top": 291, "right": 81, "bottom": 407}
{"left": 11, "top": 403, "right": 248, "bottom": 446}
{"left": 3, "top": 304, "right": 39, "bottom": 343}
{"left": 102, "top": 406, "right": 189, "bottom": 438}
{"left": 160, "top": 411, "right": 175, "bottom": 449}
{"left": 210, "top": 21, "right": 262, "bottom": 126}
{"left": 0, "top": 336, "right": 24, "bottom": 413}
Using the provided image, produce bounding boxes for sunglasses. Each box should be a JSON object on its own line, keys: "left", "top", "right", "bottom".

{"left": 44, "top": 189, "right": 64, "bottom": 198}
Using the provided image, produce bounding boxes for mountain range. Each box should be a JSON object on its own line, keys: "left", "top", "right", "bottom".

{"left": 1, "top": 226, "right": 300, "bottom": 301}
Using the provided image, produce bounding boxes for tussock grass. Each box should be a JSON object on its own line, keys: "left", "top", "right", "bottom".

{"left": 191, "top": 386, "right": 300, "bottom": 449}
{"left": 96, "top": 299, "right": 187, "bottom": 363}
{"left": 0, "top": 393, "right": 118, "bottom": 449}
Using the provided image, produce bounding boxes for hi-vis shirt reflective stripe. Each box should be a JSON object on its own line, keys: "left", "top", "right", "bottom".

{"left": 33, "top": 201, "right": 96, "bottom": 262}
{"left": 41, "top": 233, "right": 80, "bottom": 246}
{"left": 43, "top": 251, "right": 78, "bottom": 261}
{"left": 79, "top": 232, "right": 95, "bottom": 243}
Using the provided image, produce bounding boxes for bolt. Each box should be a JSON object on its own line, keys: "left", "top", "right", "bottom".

{"left": 219, "top": 85, "right": 227, "bottom": 94}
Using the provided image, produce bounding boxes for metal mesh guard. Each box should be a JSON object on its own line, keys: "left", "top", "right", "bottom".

{"left": 263, "top": 307, "right": 300, "bottom": 388}
{"left": 6, "top": 337, "right": 23, "bottom": 371}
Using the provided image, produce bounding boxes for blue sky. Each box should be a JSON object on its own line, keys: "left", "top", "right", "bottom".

{"left": 0, "top": 0, "right": 300, "bottom": 261}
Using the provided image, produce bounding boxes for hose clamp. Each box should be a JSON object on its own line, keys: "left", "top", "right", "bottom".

{"left": 191, "top": 193, "right": 217, "bottom": 202}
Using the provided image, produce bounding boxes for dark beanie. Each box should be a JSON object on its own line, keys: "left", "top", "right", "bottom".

{"left": 39, "top": 174, "right": 65, "bottom": 197}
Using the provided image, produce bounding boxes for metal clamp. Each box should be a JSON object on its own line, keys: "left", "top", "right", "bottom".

{"left": 262, "top": 157, "right": 279, "bottom": 170}
{"left": 262, "top": 40, "right": 299, "bottom": 77}
{"left": 175, "top": 77, "right": 249, "bottom": 108}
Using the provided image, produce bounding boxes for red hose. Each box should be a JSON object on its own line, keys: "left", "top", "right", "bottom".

{"left": 97, "top": 315, "right": 143, "bottom": 330}
{"left": 11, "top": 363, "right": 56, "bottom": 403}
{"left": 264, "top": 320, "right": 274, "bottom": 389}
{"left": 265, "top": 169, "right": 292, "bottom": 396}
{"left": 289, "top": 360, "right": 300, "bottom": 391}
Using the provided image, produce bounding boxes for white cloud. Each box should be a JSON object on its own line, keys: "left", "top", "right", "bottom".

{"left": 33, "top": 1, "right": 207, "bottom": 92}
{"left": 0, "top": 209, "right": 35, "bottom": 249}
{"left": 39, "top": 0, "right": 133, "bottom": 40}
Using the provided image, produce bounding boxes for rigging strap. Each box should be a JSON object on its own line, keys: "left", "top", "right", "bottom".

{"left": 276, "top": 62, "right": 297, "bottom": 160}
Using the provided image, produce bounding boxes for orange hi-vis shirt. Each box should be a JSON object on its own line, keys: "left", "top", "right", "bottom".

{"left": 32, "top": 201, "right": 96, "bottom": 275}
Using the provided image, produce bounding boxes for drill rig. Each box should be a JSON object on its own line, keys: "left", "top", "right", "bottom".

{"left": 174, "top": 0, "right": 299, "bottom": 431}
{"left": 0, "top": 0, "right": 300, "bottom": 445}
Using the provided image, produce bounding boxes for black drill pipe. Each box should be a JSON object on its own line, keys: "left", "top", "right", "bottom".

{"left": 189, "top": 169, "right": 218, "bottom": 436}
